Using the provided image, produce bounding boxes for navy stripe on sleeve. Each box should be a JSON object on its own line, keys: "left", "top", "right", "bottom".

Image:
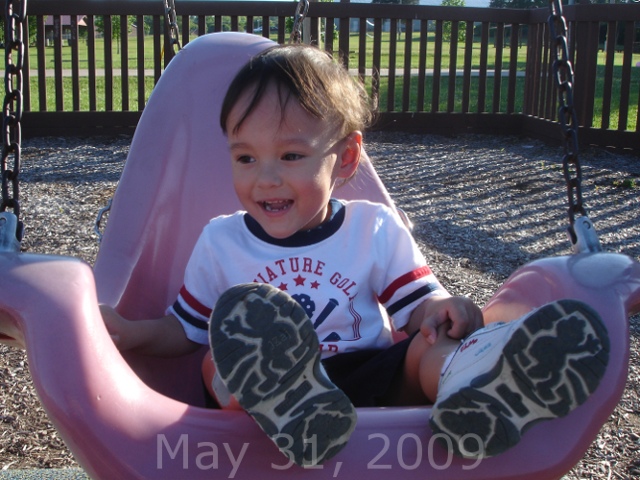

{"left": 386, "top": 283, "right": 440, "bottom": 317}
{"left": 172, "top": 300, "right": 209, "bottom": 331}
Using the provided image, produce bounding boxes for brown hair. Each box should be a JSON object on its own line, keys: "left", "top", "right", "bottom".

{"left": 220, "top": 44, "right": 373, "bottom": 137}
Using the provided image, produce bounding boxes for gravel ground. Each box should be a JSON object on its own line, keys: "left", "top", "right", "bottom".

{"left": 0, "top": 133, "right": 638, "bottom": 478}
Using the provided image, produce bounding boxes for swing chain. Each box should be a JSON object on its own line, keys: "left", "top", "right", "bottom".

{"left": 164, "top": 0, "right": 181, "bottom": 55}
{"left": 1, "top": 0, "right": 27, "bottom": 245}
{"left": 290, "top": 0, "right": 309, "bottom": 44}
{"left": 547, "top": 0, "right": 600, "bottom": 253}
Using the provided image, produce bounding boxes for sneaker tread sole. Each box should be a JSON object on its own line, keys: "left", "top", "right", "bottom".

{"left": 209, "top": 283, "right": 356, "bottom": 466}
{"left": 430, "top": 299, "right": 610, "bottom": 458}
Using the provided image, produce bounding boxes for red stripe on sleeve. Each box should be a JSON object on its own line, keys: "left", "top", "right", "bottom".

{"left": 378, "top": 266, "right": 433, "bottom": 304}
{"left": 179, "top": 285, "right": 212, "bottom": 317}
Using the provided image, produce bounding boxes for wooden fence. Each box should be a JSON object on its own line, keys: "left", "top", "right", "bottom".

{"left": 2, "top": 0, "right": 639, "bottom": 152}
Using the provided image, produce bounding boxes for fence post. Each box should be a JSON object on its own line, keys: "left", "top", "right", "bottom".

{"left": 572, "top": 13, "right": 598, "bottom": 129}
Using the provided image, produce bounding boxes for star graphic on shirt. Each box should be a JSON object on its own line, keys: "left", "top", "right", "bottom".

{"left": 294, "top": 275, "right": 306, "bottom": 286}
{"left": 278, "top": 282, "right": 288, "bottom": 291}
{"left": 310, "top": 281, "right": 320, "bottom": 289}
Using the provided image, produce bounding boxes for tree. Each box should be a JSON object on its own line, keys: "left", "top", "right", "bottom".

{"left": 490, "top": 0, "right": 637, "bottom": 8}
{"left": 372, "top": 0, "right": 420, "bottom": 5}
{"left": 95, "top": 15, "right": 136, "bottom": 43}
{"left": 442, "top": 0, "right": 466, "bottom": 43}
{"left": 0, "top": 15, "right": 39, "bottom": 46}
{"left": 489, "top": 0, "right": 547, "bottom": 7}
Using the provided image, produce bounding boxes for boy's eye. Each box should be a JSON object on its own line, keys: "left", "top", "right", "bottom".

{"left": 236, "top": 155, "right": 255, "bottom": 164}
{"left": 282, "top": 153, "right": 303, "bottom": 161}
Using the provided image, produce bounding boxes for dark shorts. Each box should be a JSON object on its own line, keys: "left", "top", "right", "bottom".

{"left": 203, "top": 333, "right": 417, "bottom": 409}
{"left": 321, "top": 333, "right": 416, "bottom": 408}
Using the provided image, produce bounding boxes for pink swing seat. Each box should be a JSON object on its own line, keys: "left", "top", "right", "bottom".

{"left": 0, "top": 32, "right": 638, "bottom": 479}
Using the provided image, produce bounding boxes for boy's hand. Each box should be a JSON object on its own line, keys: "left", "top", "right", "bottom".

{"left": 99, "top": 304, "right": 135, "bottom": 350}
{"left": 409, "top": 296, "right": 484, "bottom": 344}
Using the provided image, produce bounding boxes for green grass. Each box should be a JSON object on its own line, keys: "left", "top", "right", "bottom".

{"left": 28, "top": 76, "right": 156, "bottom": 112}
{"left": 23, "top": 30, "right": 640, "bottom": 131}
{"left": 613, "top": 178, "right": 637, "bottom": 189}
{"left": 29, "top": 70, "right": 527, "bottom": 117}
{"left": 375, "top": 75, "right": 527, "bottom": 114}
{"left": 345, "top": 32, "right": 530, "bottom": 72}
{"left": 591, "top": 65, "right": 640, "bottom": 131}
{"left": 34, "top": 31, "right": 531, "bottom": 74}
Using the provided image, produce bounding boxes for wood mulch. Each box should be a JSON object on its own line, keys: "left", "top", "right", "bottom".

{"left": 1, "top": 133, "right": 638, "bottom": 478}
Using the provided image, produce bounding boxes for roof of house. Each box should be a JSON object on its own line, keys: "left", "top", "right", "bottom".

{"left": 44, "top": 15, "right": 87, "bottom": 27}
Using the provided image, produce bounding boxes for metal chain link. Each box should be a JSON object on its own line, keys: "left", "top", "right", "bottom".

{"left": 547, "top": 0, "right": 600, "bottom": 253}
{"left": 290, "top": 0, "right": 309, "bottom": 44}
{"left": 164, "top": 0, "right": 181, "bottom": 55}
{"left": 1, "top": 0, "right": 27, "bottom": 244}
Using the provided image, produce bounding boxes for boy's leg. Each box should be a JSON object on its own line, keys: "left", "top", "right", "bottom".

{"left": 201, "top": 352, "right": 242, "bottom": 410}
{"left": 209, "top": 283, "right": 357, "bottom": 467}
{"left": 429, "top": 299, "right": 609, "bottom": 458}
{"left": 390, "top": 324, "right": 461, "bottom": 406}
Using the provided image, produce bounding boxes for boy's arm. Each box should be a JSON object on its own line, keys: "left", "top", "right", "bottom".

{"left": 100, "top": 305, "right": 201, "bottom": 357}
{"left": 401, "top": 295, "right": 484, "bottom": 344}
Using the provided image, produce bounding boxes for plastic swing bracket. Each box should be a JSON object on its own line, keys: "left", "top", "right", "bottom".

{"left": 0, "top": 212, "right": 21, "bottom": 252}
{"left": 568, "top": 216, "right": 601, "bottom": 254}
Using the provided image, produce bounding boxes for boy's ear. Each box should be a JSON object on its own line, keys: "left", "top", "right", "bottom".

{"left": 337, "top": 131, "right": 362, "bottom": 179}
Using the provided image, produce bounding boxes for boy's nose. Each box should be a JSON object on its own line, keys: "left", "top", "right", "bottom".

{"left": 256, "top": 161, "right": 283, "bottom": 187}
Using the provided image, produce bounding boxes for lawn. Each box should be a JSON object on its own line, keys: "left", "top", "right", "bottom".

{"left": 23, "top": 28, "right": 640, "bottom": 131}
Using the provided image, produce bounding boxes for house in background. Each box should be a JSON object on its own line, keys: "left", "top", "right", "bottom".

{"left": 44, "top": 15, "right": 87, "bottom": 46}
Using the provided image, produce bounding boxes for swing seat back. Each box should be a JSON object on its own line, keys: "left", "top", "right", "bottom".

{"left": 92, "top": 32, "right": 395, "bottom": 405}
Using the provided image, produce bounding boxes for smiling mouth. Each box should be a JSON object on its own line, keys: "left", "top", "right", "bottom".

{"left": 261, "top": 200, "right": 293, "bottom": 213}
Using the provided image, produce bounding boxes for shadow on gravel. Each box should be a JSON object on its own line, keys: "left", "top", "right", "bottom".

{"left": 19, "top": 137, "right": 130, "bottom": 184}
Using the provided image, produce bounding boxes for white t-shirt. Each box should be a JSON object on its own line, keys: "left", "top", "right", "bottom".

{"left": 169, "top": 199, "right": 449, "bottom": 358}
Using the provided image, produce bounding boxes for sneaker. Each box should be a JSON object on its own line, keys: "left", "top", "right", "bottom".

{"left": 209, "top": 283, "right": 357, "bottom": 467}
{"left": 430, "top": 299, "right": 610, "bottom": 458}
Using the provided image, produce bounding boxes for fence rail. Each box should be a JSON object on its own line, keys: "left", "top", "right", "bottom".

{"left": 2, "top": 0, "right": 639, "bottom": 152}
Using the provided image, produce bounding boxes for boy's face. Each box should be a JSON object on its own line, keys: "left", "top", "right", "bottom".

{"left": 226, "top": 83, "right": 361, "bottom": 239}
